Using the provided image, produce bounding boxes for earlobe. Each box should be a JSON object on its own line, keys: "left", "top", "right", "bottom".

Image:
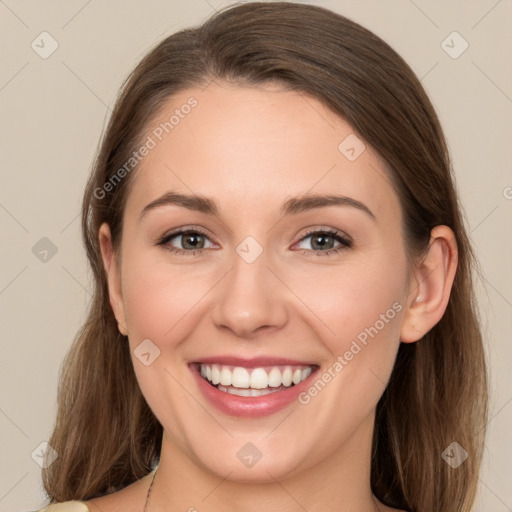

{"left": 98, "top": 223, "right": 128, "bottom": 336}
{"left": 400, "top": 225, "right": 458, "bottom": 343}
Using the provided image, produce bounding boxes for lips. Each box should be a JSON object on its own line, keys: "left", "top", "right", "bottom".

{"left": 189, "top": 356, "right": 318, "bottom": 417}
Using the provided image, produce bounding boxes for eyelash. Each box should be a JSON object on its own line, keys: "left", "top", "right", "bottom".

{"left": 156, "top": 226, "right": 352, "bottom": 257}
{"left": 295, "top": 228, "right": 352, "bottom": 256}
{"left": 157, "top": 227, "right": 214, "bottom": 256}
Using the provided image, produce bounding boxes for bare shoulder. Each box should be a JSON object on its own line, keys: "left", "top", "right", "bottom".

{"left": 84, "top": 471, "right": 154, "bottom": 512}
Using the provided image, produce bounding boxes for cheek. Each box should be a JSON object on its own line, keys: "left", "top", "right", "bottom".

{"left": 289, "top": 256, "right": 406, "bottom": 438}
{"left": 299, "top": 253, "right": 406, "bottom": 347}
{"left": 120, "top": 247, "right": 217, "bottom": 343}
{"left": 119, "top": 250, "right": 217, "bottom": 427}
{"left": 290, "top": 250, "right": 407, "bottom": 415}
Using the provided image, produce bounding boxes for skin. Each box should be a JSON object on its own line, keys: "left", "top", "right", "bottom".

{"left": 90, "top": 82, "right": 457, "bottom": 512}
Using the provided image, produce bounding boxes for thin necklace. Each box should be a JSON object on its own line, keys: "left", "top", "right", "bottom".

{"left": 143, "top": 466, "right": 158, "bottom": 512}
{"left": 143, "top": 466, "right": 381, "bottom": 512}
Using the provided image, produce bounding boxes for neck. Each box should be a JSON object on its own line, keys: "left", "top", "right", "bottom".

{"left": 148, "top": 414, "right": 380, "bottom": 512}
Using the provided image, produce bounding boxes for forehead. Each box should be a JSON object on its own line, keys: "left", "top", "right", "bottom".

{"left": 126, "top": 82, "right": 400, "bottom": 222}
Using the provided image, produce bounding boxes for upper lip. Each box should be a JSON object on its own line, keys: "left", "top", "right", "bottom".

{"left": 191, "top": 355, "right": 317, "bottom": 368}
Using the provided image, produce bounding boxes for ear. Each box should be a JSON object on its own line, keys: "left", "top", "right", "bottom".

{"left": 400, "top": 225, "right": 458, "bottom": 343}
{"left": 98, "top": 223, "right": 128, "bottom": 336}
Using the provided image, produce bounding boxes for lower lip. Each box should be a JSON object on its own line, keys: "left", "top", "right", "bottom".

{"left": 190, "top": 365, "right": 317, "bottom": 417}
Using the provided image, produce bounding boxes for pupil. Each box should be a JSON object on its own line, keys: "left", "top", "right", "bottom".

{"left": 183, "top": 233, "right": 204, "bottom": 249}
{"left": 312, "top": 234, "right": 333, "bottom": 250}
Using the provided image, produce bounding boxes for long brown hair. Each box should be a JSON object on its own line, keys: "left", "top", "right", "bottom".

{"left": 42, "top": 3, "right": 488, "bottom": 510}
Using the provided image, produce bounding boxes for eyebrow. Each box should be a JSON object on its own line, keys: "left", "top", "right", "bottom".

{"left": 139, "top": 192, "right": 376, "bottom": 221}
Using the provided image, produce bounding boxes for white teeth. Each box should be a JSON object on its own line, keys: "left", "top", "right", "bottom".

{"left": 211, "top": 364, "right": 221, "bottom": 385}
{"left": 231, "top": 367, "right": 250, "bottom": 388}
{"left": 227, "top": 386, "right": 251, "bottom": 397}
{"left": 218, "top": 384, "right": 285, "bottom": 397}
{"left": 198, "top": 363, "right": 315, "bottom": 391}
{"left": 220, "top": 367, "right": 232, "bottom": 386}
{"left": 282, "top": 367, "right": 293, "bottom": 386}
{"left": 249, "top": 368, "right": 269, "bottom": 389}
{"left": 268, "top": 367, "right": 282, "bottom": 387}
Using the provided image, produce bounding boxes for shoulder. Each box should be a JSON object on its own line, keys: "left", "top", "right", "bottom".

{"left": 37, "top": 502, "right": 90, "bottom": 512}
{"left": 37, "top": 468, "right": 156, "bottom": 512}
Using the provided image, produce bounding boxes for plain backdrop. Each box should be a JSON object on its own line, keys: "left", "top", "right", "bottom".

{"left": 0, "top": 1, "right": 511, "bottom": 510}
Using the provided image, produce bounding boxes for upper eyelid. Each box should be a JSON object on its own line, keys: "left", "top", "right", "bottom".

{"left": 299, "top": 227, "right": 351, "bottom": 241}
{"left": 160, "top": 225, "right": 214, "bottom": 240}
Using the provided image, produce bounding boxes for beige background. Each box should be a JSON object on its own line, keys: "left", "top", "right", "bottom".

{"left": 0, "top": 0, "right": 511, "bottom": 510}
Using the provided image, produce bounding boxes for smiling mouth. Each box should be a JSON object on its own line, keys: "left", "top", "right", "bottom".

{"left": 194, "top": 363, "right": 317, "bottom": 397}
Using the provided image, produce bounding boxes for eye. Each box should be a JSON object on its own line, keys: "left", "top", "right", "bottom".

{"left": 294, "top": 229, "right": 352, "bottom": 256}
{"left": 157, "top": 227, "right": 216, "bottom": 255}
{"left": 156, "top": 226, "right": 352, "bottom": 257}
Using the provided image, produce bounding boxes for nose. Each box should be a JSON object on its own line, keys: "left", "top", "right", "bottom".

{"left": 211, "top": 248, "right": 289, "bottom": 339}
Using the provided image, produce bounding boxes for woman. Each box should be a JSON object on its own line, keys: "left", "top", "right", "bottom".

{"left": 38, "top": 2, "right": 488, "bottom": 511}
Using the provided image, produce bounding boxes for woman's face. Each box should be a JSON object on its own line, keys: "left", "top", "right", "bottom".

{"left": 102, "top": 81, "right": 416, "bottom": 481}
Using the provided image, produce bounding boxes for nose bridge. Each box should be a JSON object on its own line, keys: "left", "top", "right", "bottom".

{"left": 211, "top": 240, "right": 288, "bottom": 337}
